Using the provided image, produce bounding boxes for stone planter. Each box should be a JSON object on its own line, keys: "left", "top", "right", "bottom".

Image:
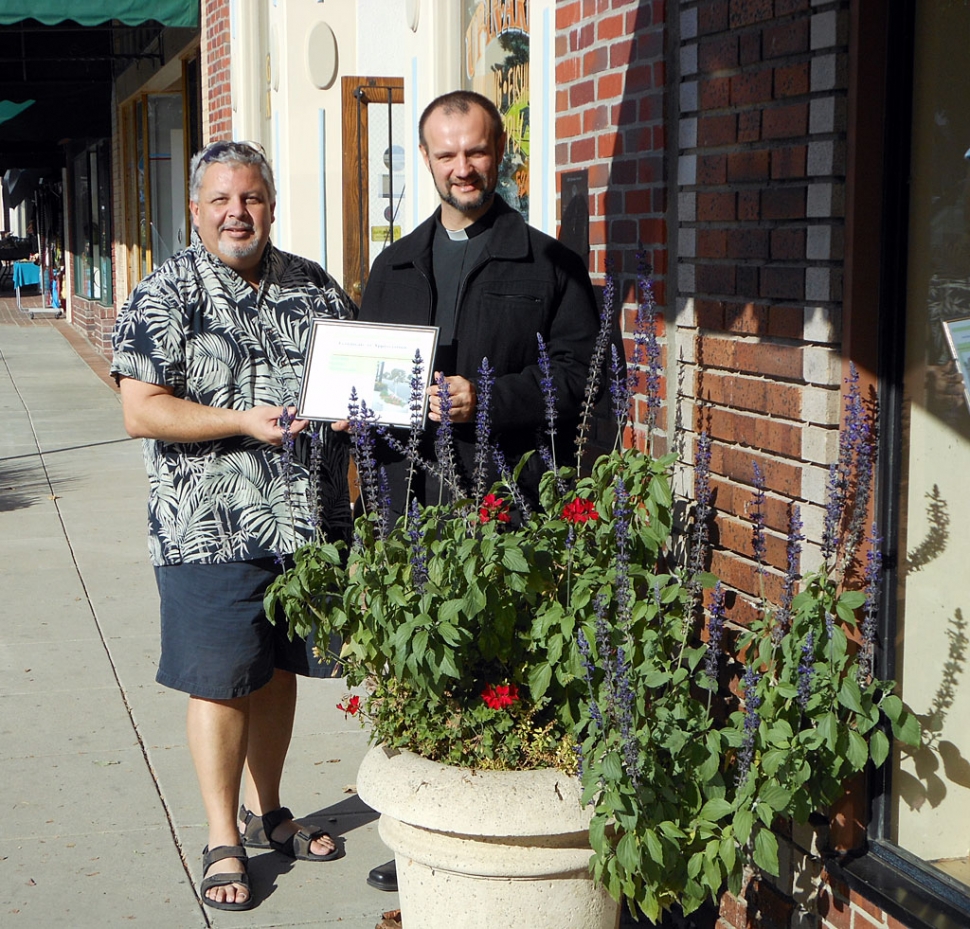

{"left": 356, "top": 744, "right": 620, "bottom": 929}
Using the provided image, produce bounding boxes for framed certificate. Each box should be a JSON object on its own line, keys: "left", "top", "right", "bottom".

{"left": 297, "top": 319, "right": 439, "bottom": 425}
{"left": 942, "top": 315, "right": 970, "bottom": 412}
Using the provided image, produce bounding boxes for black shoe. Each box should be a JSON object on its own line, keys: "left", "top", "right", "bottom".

{"left": 367, "top": 859, "right": 398, "bottom": 891}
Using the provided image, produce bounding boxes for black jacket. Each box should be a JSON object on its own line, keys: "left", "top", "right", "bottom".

{"left": 359, "top": 195, "right": 601, "bottom": 507}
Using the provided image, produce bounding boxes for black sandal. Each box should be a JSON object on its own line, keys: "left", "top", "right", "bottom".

{"left": 200, "top": 844, "right": 254, "bottom": 911}
{"left": 239, "top": 804, "right": 341, "bottom": 861}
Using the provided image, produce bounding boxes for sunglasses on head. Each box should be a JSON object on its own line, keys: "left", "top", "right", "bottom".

{"left": 199, "top": 140, "right": 267, "bottom": 163}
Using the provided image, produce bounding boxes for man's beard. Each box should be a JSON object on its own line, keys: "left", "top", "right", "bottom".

{"left": 218, "top": 223, "right": 263, "bottom": 261}
{"left": 437, "top": 174, "right": 496, "bottom": 213}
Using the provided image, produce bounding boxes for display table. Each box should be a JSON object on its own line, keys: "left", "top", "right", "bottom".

{"left": 13, "top": 261, "right": 42, "bottom": 314}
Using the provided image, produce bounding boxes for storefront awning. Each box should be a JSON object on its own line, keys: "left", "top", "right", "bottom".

{"left": 0, "top": 1, "right": 198, "bottom": 28}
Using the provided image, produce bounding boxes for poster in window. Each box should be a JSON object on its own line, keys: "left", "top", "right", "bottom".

{"left": 461, "top": 0, "right": 530, "bottom": 217}
{"left": 942, "top": 315, "right": 970, "bottom": 412}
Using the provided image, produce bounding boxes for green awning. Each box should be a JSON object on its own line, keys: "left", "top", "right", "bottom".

{"left": 0, "top": 100, "right": 35, "bottom": 127}
{"left": 0, "top": 1, "right": 198, "bottom": 27}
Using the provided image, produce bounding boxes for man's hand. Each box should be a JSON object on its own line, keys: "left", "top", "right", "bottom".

{"left": 119, "top": 377, "right": 307, "bottom": 445}
{"left": 429, "top": 373, "right": 476, "bottom": 424}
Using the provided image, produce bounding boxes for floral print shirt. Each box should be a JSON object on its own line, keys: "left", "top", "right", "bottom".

{"left": 111, "top": 239, "right": 357, "bottom": 566}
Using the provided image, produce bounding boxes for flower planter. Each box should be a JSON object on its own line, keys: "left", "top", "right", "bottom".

{"left": 356, "top": 745, "right": 620, "bottom": 929}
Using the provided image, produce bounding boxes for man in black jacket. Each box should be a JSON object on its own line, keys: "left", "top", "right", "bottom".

{"left": 357, "top": 90, "right": 600, "bottom": 891}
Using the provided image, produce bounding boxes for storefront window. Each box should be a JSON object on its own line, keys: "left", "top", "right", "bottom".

{"left": 461, "top": 0, "right": 530, "bottom": 216}
{"left": 71, "top": 140, "right": 112, "bottom": 304}
{"left": 892, "top": 0, "right": 970, "bottom": 892}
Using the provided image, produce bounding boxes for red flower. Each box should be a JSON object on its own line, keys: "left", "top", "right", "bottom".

{"left": 481, "top": 683, "right": 519, "bottom": 710}
{"left": 562, "top": 497, "right": 599, "bottom": 524}
{"left": 337, "top": 695, "right": 361, "bottom": 716}
{"left": 479, "top": 493, "right": 511, "bottom": 524}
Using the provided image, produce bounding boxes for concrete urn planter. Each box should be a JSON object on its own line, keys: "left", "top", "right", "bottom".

{"left": 356, "top": 744, "right": 620, "bottom": 929}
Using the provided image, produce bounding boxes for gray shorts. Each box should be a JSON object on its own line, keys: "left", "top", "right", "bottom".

{"left": 153, "top": 557, "right": 328, "bottom": 699}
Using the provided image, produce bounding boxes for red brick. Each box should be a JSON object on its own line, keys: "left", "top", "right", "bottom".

{"left": 770, "top": 227, "right": 805, "bottom": 260}
{"left": 556, "top": 113, "right": 583, "bottom": 139}
{"left": 569, "top": 79, "right": 596, "bottom": 107}
{"left": 698, "top": 0, "right": 729, "bottom": 35}
{"left": 697, "top": 191, "right": 737, "bottom": 222}
{"left": 735, "top": 340, "right": 803, "bottom": 382}
{"left": 597, "top": 132, "right": 621, "bottom": 159}
{"left": 697, "top": 299, "right": 726, "bottom": 329}
{"left": 763, "top": 102, "right": 809, "bottom": 139}
{"left": 762, "top": 186, "right": 805, "bottom": 220}
{"left": 731, "top": 69, "right": 773, "bottom": 106}
{"left": 597, "top": 12, "right": 626, "bottom": 40}
{"left": 556, "top": 2, "right": 582, "bottom": 29}
{"left": 597, "top": 71, "right": 624, "bottom": 99}
{"left": 738, "top": 110, "right": 761, "bottom": 142}
{"left": 736, "top": 266, "right": 758, "bottom": 298}
{"left": 583, "top": 105, "right": 611, "bottom": 133}
{"left": 700, "top": 77, "right": 731, "bottom": 109}
{"left": 764, "top": 18, "right": 810, "bottom": 59}
{"left": 698, "top": 154, "right": 728, "bottom": 185}
{"left": 740, "top": 30, "right": 762, "bottom": 66}
{"left": 817, "top": 888, "right": 852, "bottom": 929}
{"left": 727, "top": 150, "right": 769, "bottom": 182}
{"left": 771, "top": 145, "right": 807, "bottom": 179}
{"left": 698, "top": 114, "right": 737, "bottom": 147}
{"left": 556, "top": 57, "right": 581, "bottom": 83}
{"left": 698, "top": 229, "right": 729, "bottom": 259}
{"left": 767, "top": 305, "right": 803, "bottom": 340}
{"left": 584, "top": 46, "right": 609, "bottom": 74}
{"left": 737, "top": 190, "right": 760, "bottom": 221}
{"left": 727, "top": 228, "right": 769, "bottom": 260}
{"left": 774, "top": 62, "right": 810, "bottom": 98}
{"left": 729, "top": 0, "right": 773, "bottom": 28}
{"left": 696, "top": 263, "right": 738, "bottom": 295}
{"left": 626, "top": 63, "right": 654, "bottom": 92}
{"left": 699, "top": 34, "right": 739, "bottom": 72}
{"left": 724, "top": 300, "right": 768, "bottom": 334}
{"left": 570, "top": 136, "right": 596, "bottom": 162}
{"left": 609, "top": 38, "right": 636, "bottom": 69}
{"left": 775, "top": 0, "right": 809, "bottom": 13}
{"left": 761, "top": 267, "right": 804, "bottom": 300}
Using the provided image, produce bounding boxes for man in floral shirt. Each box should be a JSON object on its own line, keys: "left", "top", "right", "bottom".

{"left": 111, "top": 141, "right": 356, "bottom": 911}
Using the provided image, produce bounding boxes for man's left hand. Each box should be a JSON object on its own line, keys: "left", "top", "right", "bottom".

{"left": 429, "top": 374, "right": 476, "bottom": 424}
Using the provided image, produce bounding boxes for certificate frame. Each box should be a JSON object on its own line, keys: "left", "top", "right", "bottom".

{"left": 942, "top": 315, "right": 970, "bottom": 412}
{"left": 297, "top": 319, "right": 439, "bottom": 425}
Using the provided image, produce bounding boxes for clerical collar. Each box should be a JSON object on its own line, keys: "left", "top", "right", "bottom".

{"left": 438, "top": 201, "right": 499, "bottom": 241}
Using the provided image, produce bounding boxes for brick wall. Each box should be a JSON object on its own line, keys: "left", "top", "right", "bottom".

{"left": 555, "top": 0, "right": 669, "bottom": 455}
{"left": 553, "top": 1, "right": 907, "bottom": 928}
{"left": 202, "top": 0, "right": 233, "bottom": 141}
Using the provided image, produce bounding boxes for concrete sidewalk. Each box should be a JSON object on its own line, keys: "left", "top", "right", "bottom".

{"left": 0, "top": 319, "right": 398, "bottom": 927}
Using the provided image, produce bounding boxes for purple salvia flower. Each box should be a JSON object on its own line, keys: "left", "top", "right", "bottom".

{"left": 433, "top": 373, "right": 464, "bottom": 501}
{"left": 537, "top": 333, "right": 558, "bottom": 445}
{"left": 797, "top": 630, "right": 815, "bottom": 709}
{"left": 735, "top": 665, "right": 763, "bottom": 786}
{"left": 858, "top": 524, "right": 882, "bottom": 685}
{"left": 473, "top": 357, "right": 495, "bottom": 501}
{"left": 406, "top": 496, "right": 428, "bottom": 594}
{"left": 402, "top": 349, "right": 427, "bottom": 507}
{"left": 278, "top": 406, "right": 296, "bottom": 508}
{"left": 773, "top": 505, "right": 803, "bottom": 642}
{"left": 578, "top": 624, "right": 603, "bottom": 729}
{"left": 491, "top": 443, "right": 531, "bottom": 520}
{"left": 348, "top": 391, "right": 381, "bottom": 516}
{"left": 636, "top": 252, "right": 662, "bottom": 437}
{"left": 750, "top": 461, "right": 767, "bottom": 573}
{"left": 307, "top": 424, "right": 323, "bottom": 532}
{"left": 821, "top": 461, "right": 842, "bottom": 562}
{"left": 610, "top": 342, "right": 630, "bottom": 435}
{"left": 576, "top": 259, "right": 617, "bottom": 471}
{"left": 703, "top": 582, "right": 726, "bottom": 687}
{"left": 612, "top": 476, "right": 633, "bottom": 630}
{"left": 615, "top": 645, "right": 640, "bottom": 788}
{"left": 688, "top": 431, "right": 714, "bottom": 602}
{"left": 375, "top": 466, "right": 392, "bottom": 541}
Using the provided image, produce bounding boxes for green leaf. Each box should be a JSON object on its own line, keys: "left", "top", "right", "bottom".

{"left": 528, "top": 660, "right": 553, "bottom": 700}
{"left": 752, "top": 827, "right": 780, "bottom": 876}
{"left": 869, "top": 728, "right": 890, "bottom": 768}
{"left": 699, "top": 798, "right": 734, "bottom": 822}
{"left": 893, "top": 709, "right": 922, "bottom": 747}
{"left": 501, "top": 548, "right": 530, "bottom": 573}
{"left": 759, "top": 785, "right": 792, "bottom": 813}
{"left": 616, "top": 832, "right": 641, "bottom": 872}
{"left": 733, "top": 808, "right": 753, "bottom": 844}
{"left": 643, "top": 828, "right": 664, "bottom": 864}
{"left": 846, "top": 729, "right": 868, "bottom": 771}
{"left": 838, "top": 676, "right": 865, "bottom": 714}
